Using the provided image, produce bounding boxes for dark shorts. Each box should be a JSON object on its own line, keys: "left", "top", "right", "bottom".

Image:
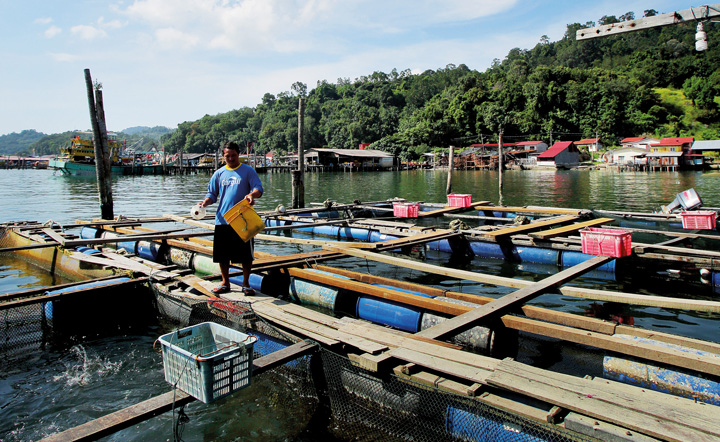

{"left": 213, "top": 224, "right": 255, "bottom": 264}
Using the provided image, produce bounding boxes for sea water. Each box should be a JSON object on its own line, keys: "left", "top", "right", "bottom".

{"left": 2, "top": 167, "right": 720, "bottom": 441}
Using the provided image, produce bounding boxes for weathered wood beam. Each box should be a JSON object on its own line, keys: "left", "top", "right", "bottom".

{"left": 576, "top": 5, "right": 720, "bottom": 40}
{"left": 416, "top": 255, "right": 612, "bottom": 340}
{"left": 322, "top": 245, "right": 720, "bottom": 312}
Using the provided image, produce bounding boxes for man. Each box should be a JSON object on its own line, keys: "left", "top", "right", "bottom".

{"left": 199, "top": 141, "right": 263, "bottom": 295}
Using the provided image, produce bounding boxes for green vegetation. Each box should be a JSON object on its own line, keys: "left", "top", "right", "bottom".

{"left": 161, "top": 11, "right": 720, "bottom": 160}
{"left": 0, "top": 126, "right": 174, "bottom": 157}
{"left": 4, "top": 10, "right": 720, "bottom": 160}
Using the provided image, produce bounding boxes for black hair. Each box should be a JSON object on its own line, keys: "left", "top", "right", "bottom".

{"left": 223, "top": 141, "right": 240, "bottom": 153}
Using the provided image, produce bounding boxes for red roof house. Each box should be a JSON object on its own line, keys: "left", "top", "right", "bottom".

{"left": 537, "top": 141, "right": 580, "bottom": 168}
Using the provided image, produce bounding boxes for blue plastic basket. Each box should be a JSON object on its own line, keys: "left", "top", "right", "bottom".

{"left": 158, "top": 322, "right": 257, "bottom": 403}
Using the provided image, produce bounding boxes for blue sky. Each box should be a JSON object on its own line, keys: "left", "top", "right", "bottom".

{"left": 0, "top": 0, "right": 697, "bottom": 136}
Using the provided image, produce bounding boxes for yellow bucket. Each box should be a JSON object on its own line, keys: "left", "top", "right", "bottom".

{"left": 223, "top": 200, "right": 265, "bottom": 242}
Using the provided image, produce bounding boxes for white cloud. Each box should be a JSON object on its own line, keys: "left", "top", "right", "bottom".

{"left": 34, "top": 17, "right": 53, "bottom": 25}
{"left": 116, "top": 0, "right": 519, "bottom": 53}
{"left": 71, "top": 25, "right": 108, "bottom": 40}
{"left": 156, "top": 28, "right": 200, "bottom": 49}
{"left": 51, "top": 53, "right": 82, "bottom": 62}
{"left": 45, "top": 26, "right": 62, "bottom": 38}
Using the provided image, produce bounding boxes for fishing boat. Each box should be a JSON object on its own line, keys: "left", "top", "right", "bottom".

{"left": 48, "top": 132, "right": 164, "bottom": 176}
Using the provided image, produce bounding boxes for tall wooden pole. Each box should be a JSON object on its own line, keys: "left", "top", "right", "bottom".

{"left": 498, "top": 129, "right": 504, "bottom": 206}
{"left": 84, "top": 69, "right": 113, "bottom": 220}
{"left": 292, "top": 98, "right": 306, "bottom": 209}
{"left": 446, "top": 146, "right": 454, "bottom": 195}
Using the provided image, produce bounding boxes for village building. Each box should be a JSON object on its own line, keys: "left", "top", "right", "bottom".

{"left": 690, "top": 140, "right": 720, "bottom": 158}
{"left": 647, "top": 137, "right": 695, "bottom": 171}
{"left": 575, "top": 138, "right": 602, "bottom": 152}
{"left": 610, "top": 147, "right": 647, "bottom": 165}
{"left": 536, "top": 141, "right": 580, "bottom": 169}
{"left": 620, "top": 136, "right": 660, "bottom": 150}
{"left": 305, "top": 148, "right": 397, "bottom": 170}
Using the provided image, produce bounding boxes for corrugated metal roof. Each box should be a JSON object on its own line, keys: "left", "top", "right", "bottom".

{"left": 308, "top": 148, "right": 393, "bottom": 158}
{"left": 692, "top": 140, "right": 720, "bottom": 151}
{"left": 538, "top": 141, "right": 573, "bottom": 159}
{"left": 646, "top": 151, "right": 683, "bottom": 157}
{"left": 657, "top": 137, "right": 694, "bottom": 146}
{"left": 515, "top": 141, "right": 544, "bottom": 146}
{"left": 576, "top": 138, "right": 599, "bottom": 144}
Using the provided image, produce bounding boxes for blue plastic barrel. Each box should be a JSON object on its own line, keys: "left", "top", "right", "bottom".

{"left": 229, "top": 274, "right": 264, "bottom": 291}
{"left": 339, "top": 227, "right": 371, "bottom": 242}
{"left": 603, "top": 336, "right": 720, "bottom": 405}
{"left": 80, "top": 227, "right": 99, "bottom": 239}
{"left": 44, "top": 277, "right": 131, "bottom": 320}
{"left": 369, "top": 232, "right": 400, "bottom": 243}
{"left": 356, "top": 297, "right": 422, "bottom": 333}
{"left": 136, "top": 241, "right": 160, "bottom": 261}
{"left": 117, "top": 241, "right": 138, "bottom": 254}
{"left": 446, "top": 405, "right": 543, "bottom": 442}
{"left": 313, "top": 225, "right": 341, "bottom": 237}
{"left": 427, "top": 239, "right": 453, "bottom": 253}
{"left": 561, "top": 251, "right": 616, "bottom": 273}
{"left": 469, "top": 242, "right": 506, "bottom": 260}
{"left": 75, "top": 246, "right": 101, "bottom": 255}
{"left": 515, "top": 246, "right": 559, "bottom": 265}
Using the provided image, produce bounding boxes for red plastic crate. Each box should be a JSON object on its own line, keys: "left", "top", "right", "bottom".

{"left": 580, "top": 228, "right": 632, "bottom": 258}
{"left": 447, "top": 194, "right": 472, "bottom": 208}
{"left": 680, "top": 211, "right": 717, "bottom": 230}
{"left": 393, "top": 203, "right": 419, "bottom": 218}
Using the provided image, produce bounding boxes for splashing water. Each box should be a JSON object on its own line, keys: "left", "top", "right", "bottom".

{"left": 53, "top": 345, "right": 122, "bottom": 387}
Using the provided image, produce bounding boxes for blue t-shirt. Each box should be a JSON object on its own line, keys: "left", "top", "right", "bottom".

{"left": 205, "top": 164, "right": 264, "bottom": 225}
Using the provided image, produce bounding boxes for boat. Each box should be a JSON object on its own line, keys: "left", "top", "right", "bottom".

{"left": 48, "top": 132, "right": 164, "bottom": 176}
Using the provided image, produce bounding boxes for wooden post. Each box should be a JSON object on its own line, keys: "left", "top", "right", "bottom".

{"left": 179, "top": 150, "right": 183, "bottom": 175}
{"left": 446, "top": 146, "right": 454, "bottom": 195}
{"left": 292, "top": 98, "right": 306, "bottom": 209}
{"left": 84, "top": 69, "right": 113, "bottom": 220}
{"left": 498, "top": 129, "right": 504, "bottom": 183}
{"left": 161, "top": 146, "right": 166, "bottom": 174}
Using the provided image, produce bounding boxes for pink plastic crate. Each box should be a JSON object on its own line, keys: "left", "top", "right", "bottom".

{"left": 393, "top": 203, "right": 419, "bottom": 218}
{"left": 580, "top": 228, "right": 632, "bottom": 258}
{"left": 680, "top": 211, "right": 717, "bottom": 230}
{"left": 447, "top": 194, "right": 472, "bottom": 208}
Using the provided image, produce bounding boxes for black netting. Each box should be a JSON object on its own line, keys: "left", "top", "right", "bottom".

{"left": 320, "top": 349, "right": 595, "bottom": 442}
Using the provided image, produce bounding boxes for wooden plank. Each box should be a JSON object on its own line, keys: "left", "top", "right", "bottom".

{"left": 476, "top": 205, "right": 586, "bottom": 215}
{"left": 416, "top": 201, "right": 491, "bottom": 218}
{"left": 374, "top": 229, "right": 461, "bottom": 250}
{"left": 41, "top": 228, "right": 68, "bottom": 246}
{"left": 417, "top": 255, "right": 613, "bottom": 340}
{"left": 322, "top": 246, "right": 720, "bottom": 313}
{"left": 529, "top": 218, "right": 615, "bottom": 240}
{"left": 487, "top": 374, "right": 710, "bottom": 442}
{"left": 287, "top": 267, "right": 465, "bottom": 315}
{"left": 386, "top": 347, "right": 493, "bottom": 384}
{"left": 0, "top": 278, "right": 148, "bottom": 310}
{"left": 338, "top": 322, "right": 498, "bottom": 371}
{"left": 480, "top": 215, "right": 579, "bottom": 241}
{"left": 500, "top": 316, "right": 720, "bottom": 378}
{"left": 63, "top": 231, "right": 212, "bottom": 248}
{"left": 487, "top": 359, "right": 720, "bottom": 441}
{"left": 40, "top": 341, "right": 318, "bottom": 442}
{"left": 255, "top": 233, "right": 378, "bottom": 248}
{"left": 393, "top": 367, "right": 481, "bottom": 397}
{"left": 0, "top": 275, "right": 130, "bottom": 302}
{"left": 251, "top": 302, "right": 386, "bottom": 353}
